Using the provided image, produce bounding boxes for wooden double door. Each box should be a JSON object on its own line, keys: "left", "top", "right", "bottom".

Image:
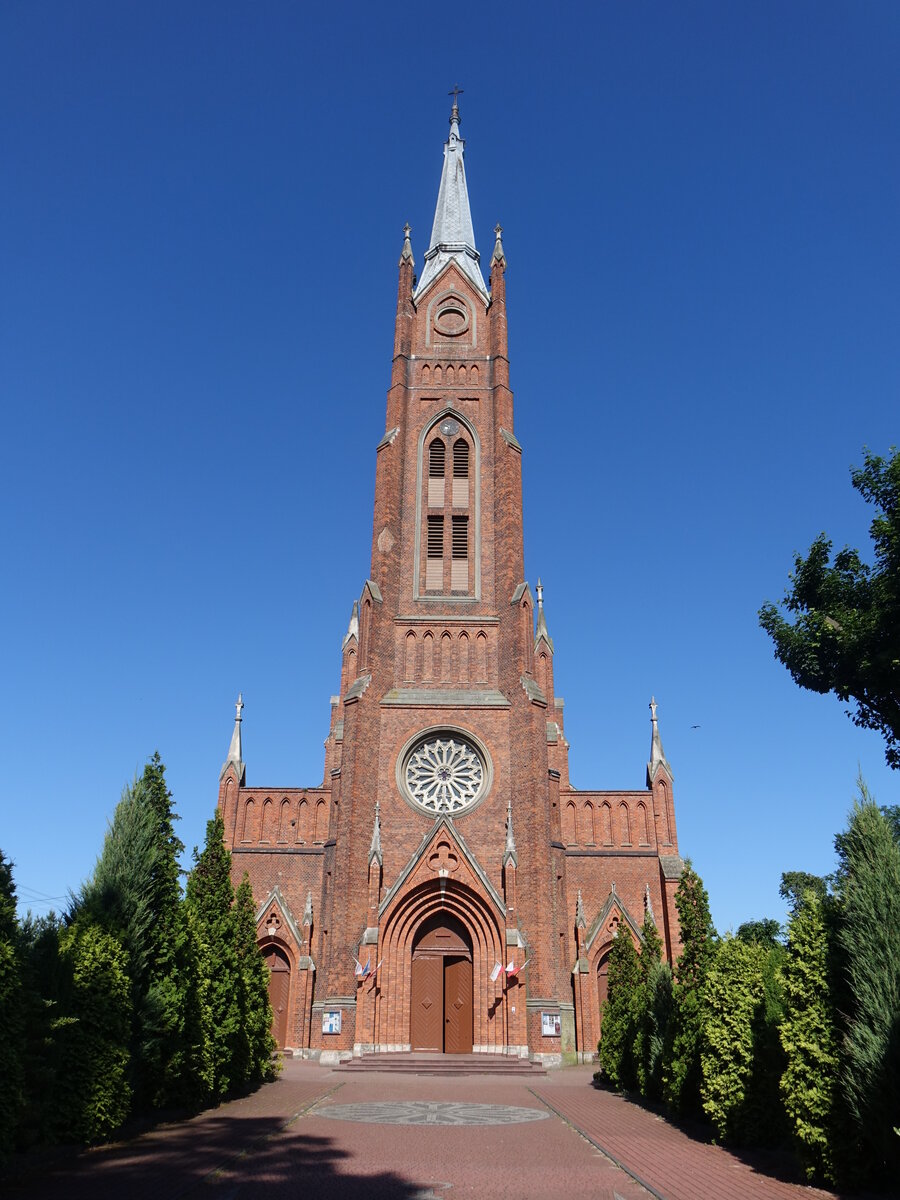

{"left": 263, "top": 945, "right": 290, "bottom": 1049}
{"left": 409, "top": 917, "right": 474, "bottom": 1053}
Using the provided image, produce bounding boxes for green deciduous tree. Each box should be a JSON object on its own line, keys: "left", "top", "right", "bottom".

{"left": 735, "top": 918, "right": 782, "bottom": 947}
{"left": 597, "top": 928, "right": 641, "bottom": 1090}
{"left": 778, "top": 888, "right": 839, "bottom": 1184}
{"left": 834, "top": 783, "right": 900, "bottom": 1183}
{"left": 664, "top": 861, "right": 717, "bottom": 1114}
{"left": 779, "top": 871, "right": 828, "bottom": 915}
{"left": 759, "top": 448, "right": 900, "bottom": 769}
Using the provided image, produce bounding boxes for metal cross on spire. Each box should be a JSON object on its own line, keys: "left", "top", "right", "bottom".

{"left": 448, "top": 84, "right": 464, "bottom": 109}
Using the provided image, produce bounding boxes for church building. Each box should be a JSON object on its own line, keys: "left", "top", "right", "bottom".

{"left": 216, "top": 100, "right": 685, "bottom": 1065}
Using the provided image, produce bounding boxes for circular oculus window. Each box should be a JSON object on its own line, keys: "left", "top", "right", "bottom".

{"left": 401, "top": 732, "right": 488, "bottom": 815}
{"left": 434, "top": 303, "right": 469, "bottom": 338}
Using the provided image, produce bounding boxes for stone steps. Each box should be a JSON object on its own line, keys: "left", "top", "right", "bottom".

{"left": 338, "top": 1052, "right": 547, "bottom": 1076}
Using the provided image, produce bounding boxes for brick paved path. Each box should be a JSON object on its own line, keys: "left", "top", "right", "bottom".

{"left": 4, "top": 1072, "right": 332, "bottom": 1200}
{"left": 6, "top": 1060, "right": 856, "bottom": 1200}
{"left": 534, "top": 1067, "right": 843, "bottom": 1200}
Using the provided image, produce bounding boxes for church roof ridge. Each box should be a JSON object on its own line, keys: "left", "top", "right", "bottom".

{"left": 413, "top": 96, "right": 489, "bottom": 303}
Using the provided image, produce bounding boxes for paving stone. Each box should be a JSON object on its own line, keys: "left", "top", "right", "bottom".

{"left": 5, "top": 1059, "right": 860, "bottom": 1200}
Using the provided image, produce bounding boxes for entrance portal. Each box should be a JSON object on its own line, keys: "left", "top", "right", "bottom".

{"left": 409, "top": 913, "right": 473, "bottom": 1053}
{"left": 263, "top": 945, "right": 291, "bottom": 1049}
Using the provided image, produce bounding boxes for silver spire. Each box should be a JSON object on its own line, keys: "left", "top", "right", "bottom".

{"left": 226, "top": 693, "right": 243, "bottom": 766}
{"left": 414, "top": 97, "right": 489, "bottom": 302}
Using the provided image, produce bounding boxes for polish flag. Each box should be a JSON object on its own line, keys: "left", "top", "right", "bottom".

{"left": 354, "top": 957, "right": 370, "bottom": 977}
{"left": 371, "top": 958, "right": 384, "bottom": 977}
{"left": 490, "top": 961, "right": 503, "bottom": 982}
{"left": 506, "top": 957, "right": 531, "bottom": 978}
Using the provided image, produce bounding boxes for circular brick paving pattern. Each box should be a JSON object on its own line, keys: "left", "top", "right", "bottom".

{"left": 315, "top": 1100, "right": 549, "bottom": 1126}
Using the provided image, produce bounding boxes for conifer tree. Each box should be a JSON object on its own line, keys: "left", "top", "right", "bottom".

{"left": 834, "top": 785, "right": 900, "bottom": 1183}
{"left": 16, "top": 911, "right": 66, "bottom": 1149}
{"left": 233, "top": 874, "right": 276, "bottom": 1085}
{"left": 700, "top": 936, "right": 767, "bottom": 1142}
{"left": 597, "top": 928, "right": 641, "bottom": 1090}
{"left": 634, "top": 910, "right": 665, "bottom": 1098}
{"left": 181, "top": 901, "right": 215, "bottom": 1101}
{"left": 185, "top": 811, "right": 241, "bottom": 1101}
{"left": 639, "top": 958, "right": 673, "bottom": 1101}
{"left": 0, "top": 851, "right": 24, "bottom": 1159}
{"left": 743, "top": 938, "right": 787, "bottom": 1145}
{"left": 55, "top": 921, "right": 132, "bottom": 1143}
{"left": 134, "top": 753, "right": 190, "bottom": 1107}
{"left": 638, "top": 909, "right": 663, "bottom": 971}
{"left": 664, "top": 861, "right": 717, "bottom": 1114}
{"left": 75, "top": 755, "right": 188, "bottom": 1110}
{"left": 778, "top": 888, "right": 839, "bottom": 1183}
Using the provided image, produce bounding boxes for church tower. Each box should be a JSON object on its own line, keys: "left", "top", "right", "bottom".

{"left": 217, "top": 100, "right": 685, "bottom": 1065}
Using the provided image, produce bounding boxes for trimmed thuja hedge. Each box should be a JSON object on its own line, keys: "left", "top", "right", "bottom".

{"left": 0, "top": 755, "right": 276, "bottom": 1161}
{"left": 596, "top": 782, "right": 900, "bottom": 1191}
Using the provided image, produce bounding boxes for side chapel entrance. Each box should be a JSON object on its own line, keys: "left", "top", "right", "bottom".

{"left": 409, "top": 913, "right": 473, "bottom": 1053}
{"left": 263, "top": 945, "right": 291, "bottom": 1049}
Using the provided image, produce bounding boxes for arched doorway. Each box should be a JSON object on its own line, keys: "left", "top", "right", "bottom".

{"left": 410, "top": 912, "right": 473, "bottom": 1053}
{"left": 262, "top": 944, "right": 291, "bottom": 1049}
{"left": 597, "top": 950, "right": 610, "bottom": 1034}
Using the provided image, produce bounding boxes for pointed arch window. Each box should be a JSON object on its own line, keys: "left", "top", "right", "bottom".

{"left": 418, "top": 417, "right": 478, "bottom": 598}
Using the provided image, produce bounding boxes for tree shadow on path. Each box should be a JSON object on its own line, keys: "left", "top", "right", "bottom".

{"left": 589, "top": 1077, "right": 885, "bottom": 1200}
{"left": 4, "top": 1116, "right": 432, "bottom": 1200}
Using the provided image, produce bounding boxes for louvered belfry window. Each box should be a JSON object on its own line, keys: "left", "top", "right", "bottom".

{"left": 422, "top": 423, "right": 474, "bottom": 595}
{"left": 428, "top": 438, "right": 445, "bottom": 507}
{"left": 426, "top": 515, "right": 444, "bottom": 590}
{"left": 452, "top": 438, "right": 469, "bottom": 507}
{"left": 451, "top": 515, "right": 468, "bottom": 590}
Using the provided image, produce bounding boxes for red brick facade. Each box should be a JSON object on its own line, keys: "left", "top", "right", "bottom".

{"left": 217, "top": 113, "right": 683, "bottom": 1065}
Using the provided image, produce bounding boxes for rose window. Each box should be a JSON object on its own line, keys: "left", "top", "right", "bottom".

{"left": 404, "top": 734, "right": 486, "bottom": 814}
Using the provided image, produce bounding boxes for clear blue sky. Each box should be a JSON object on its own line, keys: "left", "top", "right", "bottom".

{"left": 2, "top": 2, "right": 897, "bottom": 934}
